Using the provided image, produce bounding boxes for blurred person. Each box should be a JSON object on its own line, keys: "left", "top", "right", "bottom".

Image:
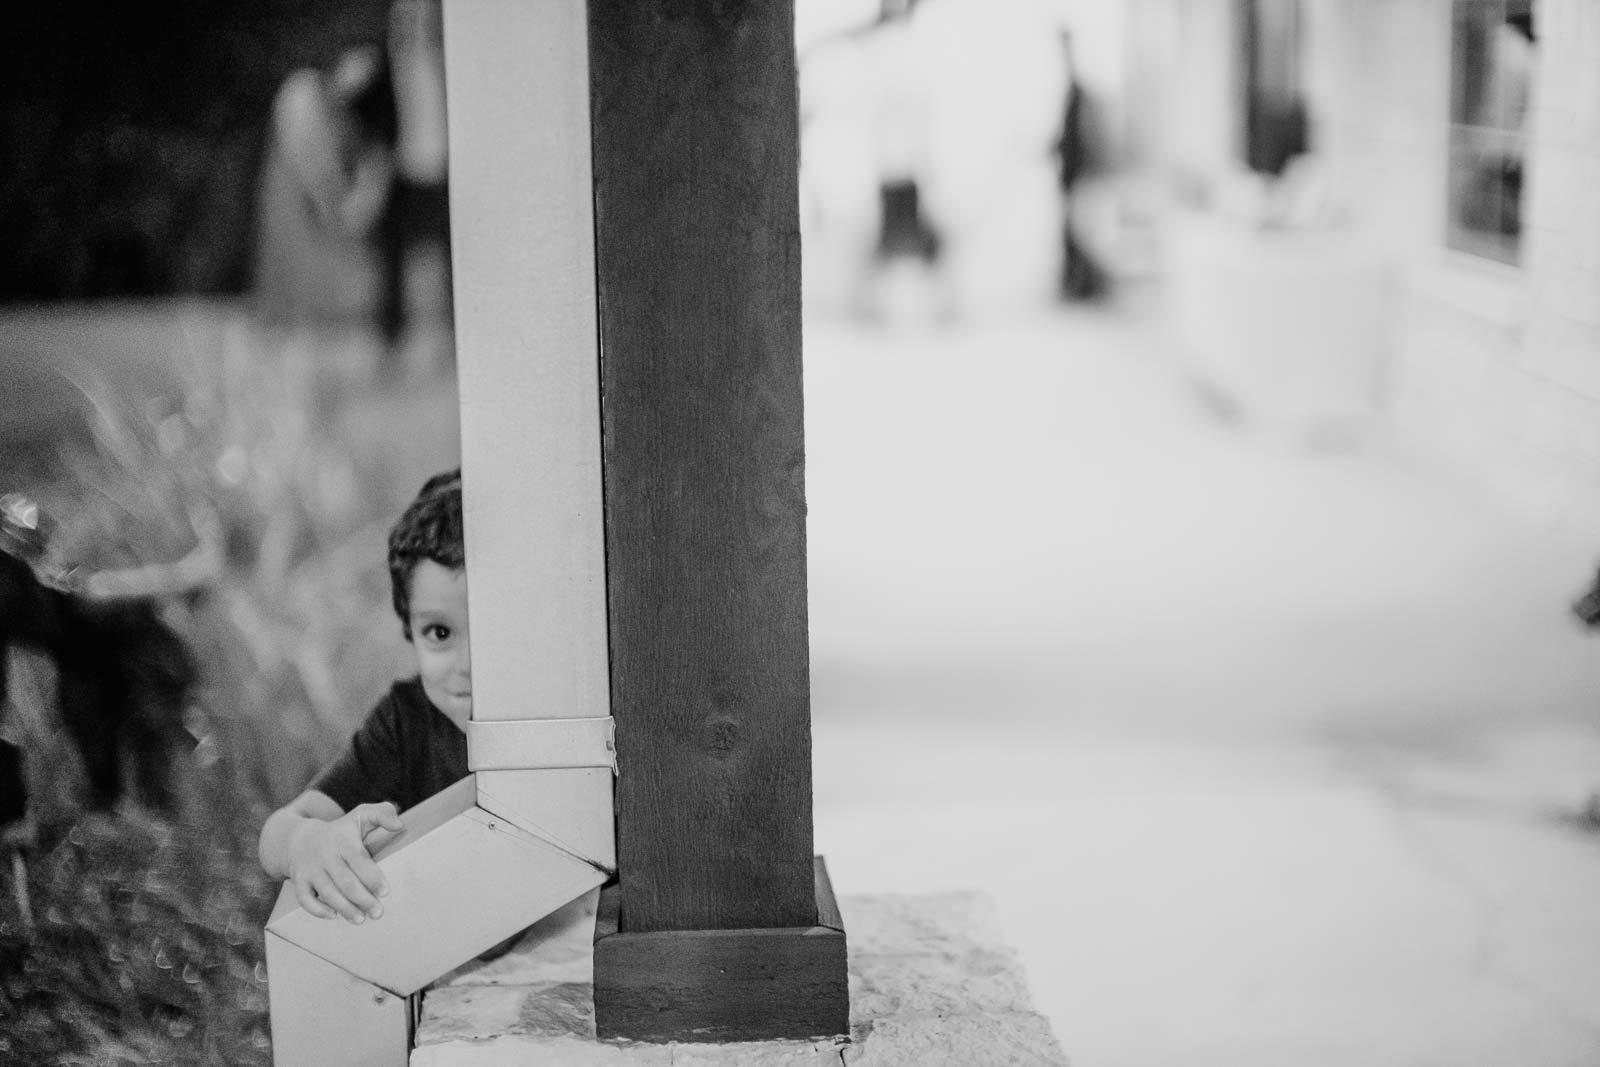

{"left": 868, "top": 0, "right": 941, "bottom": 267}
{"left": 797, "top": 19, "right": 881, "bottom": 315}
{"left": 1572, "top": 564, "right": 1600, "bottom": 825}
{"left": 1052, "top": 30, "right": 1108, "bottom": 302}
{"left": 257, "top": 469, "right": 467, "bottom": 925}
{"left": 380, "top": 0, "right": 453, "bottom": 362}
{"left": 251, "top": 45, "right": 397, "bottom": 338}
{"left": 799, "top": 0, "right": 956, "bottom": 322}
{"left": 911, "top": 0, "right": 1069, "bottom": 317}
{"left": 1241, "top": 0, "right": 1308, "bottom": 180}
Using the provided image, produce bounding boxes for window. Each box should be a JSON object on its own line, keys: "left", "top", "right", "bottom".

{"left": 1448, "top": 0, "right": 1534, "bottom": 264}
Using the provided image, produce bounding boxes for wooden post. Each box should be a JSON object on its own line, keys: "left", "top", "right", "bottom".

{"left": 588, "top": 0, "right": 848, "bottom": 1042}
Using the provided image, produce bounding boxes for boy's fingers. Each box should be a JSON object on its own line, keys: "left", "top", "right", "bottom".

{"left": 354, "top": 804, "right": 405, "bottom": 857}
{"left": 310, "top": 874, "right": 364, "bottom": 924}
{"left": 346, "top": 849, "right": 390, "bottom": 906}
{"left": 360, "top": 823, "right": 401, "bottom": 860}
{"left": 353, "top": 803, "right": 404, "bottom": 835}
{"left": 329, "top": 864, "right": 381, "bottom": 920}
{"left": 293, "top": 877, "right": 334, "bottom": 920}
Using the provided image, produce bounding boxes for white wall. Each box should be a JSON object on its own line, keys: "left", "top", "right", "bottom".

{"left": 1146, "top": 0, "right": 1600, "bottom": 538}
{"left": 1308, "top": 0, "right": 1600, "bottom": 538}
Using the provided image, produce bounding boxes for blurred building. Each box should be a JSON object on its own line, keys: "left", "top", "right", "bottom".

{"left": 1136, "top": 0, "right": 1600, "bottom": 540}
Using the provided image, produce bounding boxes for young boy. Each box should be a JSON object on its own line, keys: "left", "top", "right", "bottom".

{"left": 258, "top": 469, "right": 470, "bottom": 924}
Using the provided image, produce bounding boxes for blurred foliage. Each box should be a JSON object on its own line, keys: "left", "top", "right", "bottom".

{"left": 0, "top": 0, "right": 391, "bottom": 302}
{"left": 0, "top": 785, "right": 279, "bottom": 1066}
{"left": 0, "top": 316, "right": 457, "bottom": 1062}
{"left": 18, "top": 321, "right": 434, "bottom": 803}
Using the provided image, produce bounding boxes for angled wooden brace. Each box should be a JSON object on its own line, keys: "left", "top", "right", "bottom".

{"left": 266, "top": 1, "right": 613, "bottom": 1063}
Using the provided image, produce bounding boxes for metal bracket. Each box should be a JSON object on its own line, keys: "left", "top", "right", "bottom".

{"left": 467, "top": 716, "right": 618, "bottom": 775}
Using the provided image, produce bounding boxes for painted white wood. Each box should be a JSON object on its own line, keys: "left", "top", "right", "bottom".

{"left": 444, "top": 0, "right": 615, "bottom": 871}
{"left": 269, "top": 798, "right": 607, "bottom": 996}
{"left": 444, "top": 0, "right": 607, "bottom": 722}
{"left": 475, "top": 768, "right": 615, "bottom": 871}
{"left": 467, "top": 717, "right": 616, "bottom": 772}
{"left": 265, "top": 927, "right": 411, "bottom": 1067}
{"left": 373, "top": 774, "right": 479, "bottom": 857}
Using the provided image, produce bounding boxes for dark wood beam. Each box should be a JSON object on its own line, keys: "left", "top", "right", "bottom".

{"left": 591, "top": 0, "right": 812, "bottom": 933}
{"left": 587, "top": 0, "right": 847, "bottom": 1041}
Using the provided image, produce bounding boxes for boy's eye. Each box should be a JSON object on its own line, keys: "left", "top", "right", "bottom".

{"left": 423, "top": 624, "right": 452, "bottom": 642}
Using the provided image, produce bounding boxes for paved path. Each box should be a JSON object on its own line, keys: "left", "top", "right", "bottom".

{"left": 802, "top": 304, "right": 1600, "bottom": 1066}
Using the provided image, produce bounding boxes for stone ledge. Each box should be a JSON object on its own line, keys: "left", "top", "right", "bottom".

{"left": 848, "top": 1013, "right": 1067, "bottom": 1067}
{"left": 412, "top": 891, "right": 1068, "bottom": 1067}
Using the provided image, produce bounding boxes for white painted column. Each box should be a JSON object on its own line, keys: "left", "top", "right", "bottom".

{"left": 444, "top": 0, "right": 614, "bottom": 869}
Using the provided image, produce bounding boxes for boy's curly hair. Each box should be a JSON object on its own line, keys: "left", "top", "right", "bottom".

{"left": 387, "top": 468, "right": 464, "bottom": 640}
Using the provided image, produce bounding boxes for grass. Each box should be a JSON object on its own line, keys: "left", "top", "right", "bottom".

{"left": 0, "top": 309, "right": 458, "bottom": 1065}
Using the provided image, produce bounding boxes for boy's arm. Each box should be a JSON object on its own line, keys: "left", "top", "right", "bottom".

{"left": 258, "top": 789, "right": 405, "bottom": 923}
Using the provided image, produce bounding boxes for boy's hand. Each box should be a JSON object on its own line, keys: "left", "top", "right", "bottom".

{"left": 287, "top": 802, "right": 405, "bottom": 923}
{"left": 360, "top": 804, "right": 406, "bottom": 854}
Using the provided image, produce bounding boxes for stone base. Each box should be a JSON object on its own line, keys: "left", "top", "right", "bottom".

{"left": 412, "top": 890, "right": 1067, "bottom": 1066}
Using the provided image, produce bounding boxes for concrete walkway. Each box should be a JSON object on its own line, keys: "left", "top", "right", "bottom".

{"left": 802, "top": 302, "right": 1600, "bottom": 1067}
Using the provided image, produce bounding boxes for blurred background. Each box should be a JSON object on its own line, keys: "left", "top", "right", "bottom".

{"left": 5, "top": 0, "right": 1600, "bottom": 1064}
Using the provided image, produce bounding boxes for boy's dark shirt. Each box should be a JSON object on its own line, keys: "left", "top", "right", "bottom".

{"left": 311, "top": 677, "right": 468, "bottom": 813}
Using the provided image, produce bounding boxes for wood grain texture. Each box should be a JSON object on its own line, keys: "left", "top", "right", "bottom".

{"left": 589, "top": 0, "right": 815, "bottom": 935}
{"left": 593, "top": 858, "right": 849, "bottom": 1042}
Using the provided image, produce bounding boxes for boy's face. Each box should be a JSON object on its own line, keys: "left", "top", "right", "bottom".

{"left": 408, "top": 560, "right": 472, "bottom": 730}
